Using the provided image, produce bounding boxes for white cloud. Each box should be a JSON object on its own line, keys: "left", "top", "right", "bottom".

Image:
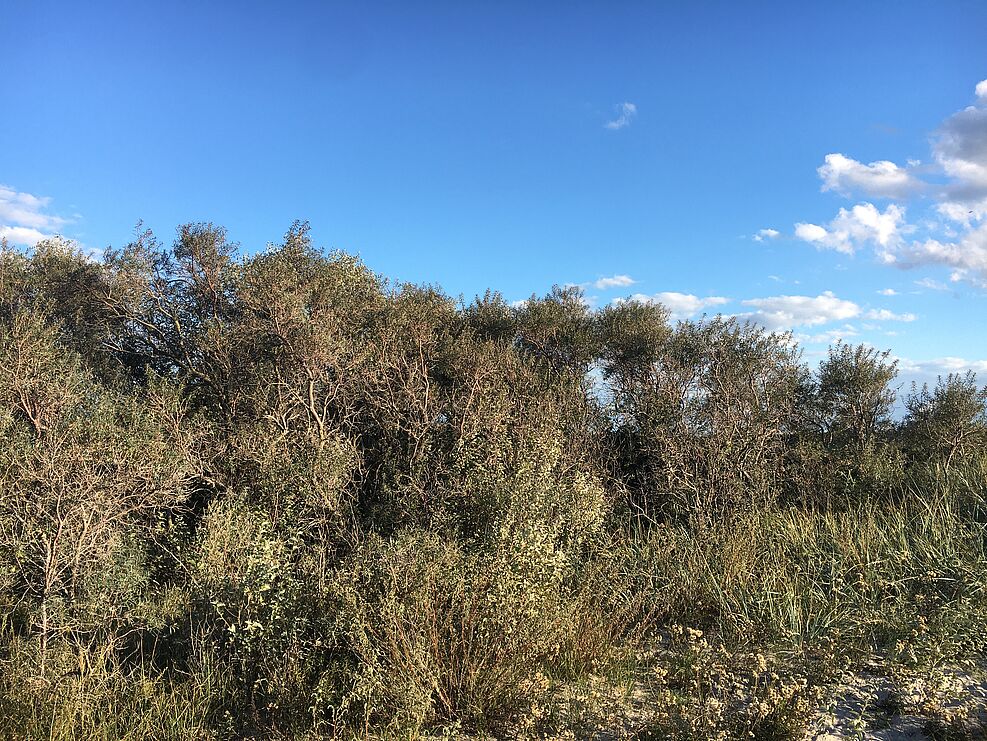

{"left": 0, "top": 184, "right": 72, "bottom": 247}
{"left": 932, "top": 80, "right": 987, "bottom": 227}
{"left": 594, "top": 274, "right": 636, "bottom": 290}
{"left": 931, "top": 80, "right": 987, "bottom": 222}
{"left": 877, "top": 288, "right": 898, "bottom": 296}
{"left": 782, "top": 79, "right": 987, "bottom": 290}
{"left": 884, "top": 223, "right": 987, "bottom": 287}
{"left": 617, "top": 291, "right": 728, "bottom": 320}
{"left": 892, "top": 354, "right": 987, "bottom": 393}
{"left": 914, "top": 277, "right": 950, "bottom": 291}
{"left": 863, "top": 308, "right": 916, "bottom": 322}
{"left": 818, "top": 153, "right": 920, "bottom": 199}
{"left": 795, "top": 203, "right": 907, "bottom": 255}
{"left": 797, "top": 324, "right": 859, "bottom": 345}
{"left": 0, "top": 185, "right": 67, "bottom": 230}
{"left": 896, "top": 355, "right": 987, "bottom": 375}
{"left": 739, "top": 291, "right": 860, "bottom": 329}
{"left": 753, "top": 228, "right": 780, "bottom": 242}
{"left": 934, "top": 105, "right": 987, "bottom": 195}
{"left": 604, "top": 102, "right": 637, "bottom": 130}
{"left": 0, "top": 225, "right": 51, "bottom": 247}
{"left": 794, "top": 222, "right": 829, "bottom": 242}
{"left": 937, "top": 199, "right": 987, "bottom": 225}
{"left": 617, "top": 290, "right": 900, "bottom": 338}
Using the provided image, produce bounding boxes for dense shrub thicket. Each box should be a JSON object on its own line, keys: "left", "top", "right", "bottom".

{"left": 1, "top": 224, "right": 986, "bottom": 739}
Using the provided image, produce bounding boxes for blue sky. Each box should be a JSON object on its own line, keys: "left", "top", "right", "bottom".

{"left": 3, "top": 1, "right": 987, "bottom": 382}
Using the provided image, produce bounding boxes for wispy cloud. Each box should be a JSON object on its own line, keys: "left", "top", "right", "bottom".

{"left": 863, "top": 308, "right": 916, "bottom": 322}
{"left": 604, "top": 102, "right": 637, "bottom": 130}
{"left": 753, "top": 228, "right": 780, "bottom": 242}
{"left": 614, "top": 288, "right": 916, "bottom": 342}
{"left": 914, "top": 277, "right": 950, "bottom": 292}
{"left": 896, "top": 355, "right": 987, "bottom": 375}
{"left": 891, "top": 353, "right": 987, "bottom": 390}
{"left": 796, "top": 324, "right": 859, "bottom": 345}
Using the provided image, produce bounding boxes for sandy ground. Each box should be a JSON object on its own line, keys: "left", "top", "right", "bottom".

{"left": 805, "top": 663, "right": 987, "bottom": 739}
{"left": 540, "top": 659, "right": 987, "bottom": 739}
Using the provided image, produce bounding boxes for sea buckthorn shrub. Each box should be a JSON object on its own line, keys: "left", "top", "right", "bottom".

{"left": 2, "top": 226, "right": 986, "bottom": 739}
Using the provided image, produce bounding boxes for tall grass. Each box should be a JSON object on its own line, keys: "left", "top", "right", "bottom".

{"left": 3, "top": 483, "right": 985, "bottom": 738}
{"left": 647, "top": 488, "right": 987, "bottom": 659}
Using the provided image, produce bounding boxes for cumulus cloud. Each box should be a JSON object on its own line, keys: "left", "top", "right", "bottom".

{"left": 934, "top": 105, "right": 987, "bottom": 195}
{"left": 604, "top": 102, "right": 637, "bottom": 130}
{"left": 0, "top": 225, "right": 51, "bottom": 246}
{"left": 877, "top": 288, "right": 898, "bottom": 296}
{"left": 0, "top": 184, "right": 71, "bottom": 247}
{"left": 794, "top": 222, "right": 829, "bottom": 243}
{"left": 932, "top": 98, "right": 987, "bottom": 228}
{"left": 937, "top": 200, "right": 986, "bottom": 225}
{"left": 795, "top": 203, "right": 907, "bottom": 255}
{"left": 617, "top": 291, "right": 728, "bottom": 320}
{"left": 566, "top": 274, "right": 636, "bottom": 293}
{"left": 781, "top": 79, "right": 987, "bottom": 290}
{"left": 738, "top": 291, "right": 860, "bottom": 330}
{"left": 904, "top": 82, "right": 987, "bottom": 284}
{"left": 818, "top": 153, "right": 921, "bottom": 199}
{"left": 594, "top": 274, "right": 636, "bottom": 290}
{"left": 883, "top": 223, "right": 987, "bottom": 287}
{"left": 753, "top": 228, "right": 780, "bottom": 242}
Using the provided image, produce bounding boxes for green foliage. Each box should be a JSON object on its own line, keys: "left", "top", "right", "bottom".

{"left": 816, "top": 343, "right": 899, "bottom": 449}
{"left": 903, "top": 372, "right": 987, "bottom": 471}
{"left": 331, "top": 534, "right": 565, "bottom": 734}
{"left": 2, "top": 224, "right": 986, "bottom": 739}
{"left": 189, "top": 495, "right": 337, "bottom": 734}
{"left": 601, "top": 316, "right": 808, "bottom": 519}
